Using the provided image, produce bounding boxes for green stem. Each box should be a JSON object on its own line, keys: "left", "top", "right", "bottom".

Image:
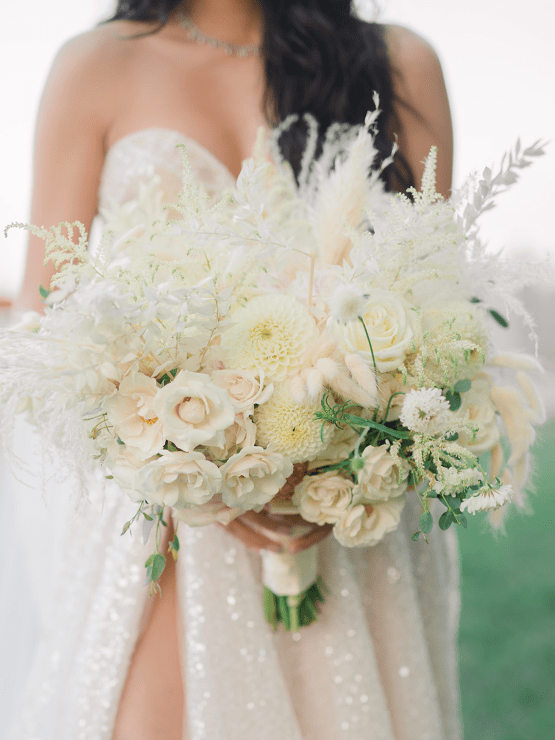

{"left": 358, "top": 316, "right": 378, "bottom": 378}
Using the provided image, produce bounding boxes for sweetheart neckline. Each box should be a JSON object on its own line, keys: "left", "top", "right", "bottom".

{"left": 104, "top": 127, "right": 242, "bottom": 183}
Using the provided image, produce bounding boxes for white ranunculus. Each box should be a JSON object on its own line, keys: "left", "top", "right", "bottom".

{"left": 134, "top": 450, "right": 222, "bottom": 508}
{"left": 104, "top": 369, "right": 165, "bottom": 460}
{"left": 154, "top": 370, "right": 235, "bottom": 452}
{"left": 331, "top": 289, "right": 418, "bottom": 372}
{"left": 333, "top": 495, "right": 406, "bottom": 547}
{"left": 211, "top": 368, "right": 274, "bottom": 416}
{"left": 355, "top": 443, "right": 409, "bottom": 502}
{"left": 220, "top": 446, "right": 294, "bottom": 510}
{"left": 455, "top": 375, "right": 500, "bottom": 454}
{"left": 174, "top": 495, "right": 242, "bottom": 526}
{"left": 293, "top": 472, "right": 354, "bottom": 525}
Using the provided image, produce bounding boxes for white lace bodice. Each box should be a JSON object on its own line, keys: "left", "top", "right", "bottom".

{"left": 98, "top": 128, "right": 236, "bottom": 213}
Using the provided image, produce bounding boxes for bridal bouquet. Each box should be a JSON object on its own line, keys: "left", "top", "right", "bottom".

{"left": 1, "top": 105, "right": 547, "bottom": 630}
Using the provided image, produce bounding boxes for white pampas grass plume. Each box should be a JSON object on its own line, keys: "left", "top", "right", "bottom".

{"left": 490, "top": 353, "right": 542, "bottom": 372}
{"left": 344, "top": 353, "right": 377, "bottom": 398}
{"left": 516, "top": 371, "right": 546, "bottom": 424}
{"left": 489, "top": 442, "right": 504, "bottom": 482}
{"left": 312, "top": 113, "right": 381, "bottom": 266}
{"left": 306, "top": 368, "right": 325, "bottom": 399}
{"left": 288, "top": 373, "right": 309, "bottom": 403}
{"left": 315, "top": 357, "right": 339, "bottom": 381}
{"left": 328, "top": 369, "right": 376, "bottom": 408}
{"left": 328, "top": 285, "right": 366, "bottom": 324}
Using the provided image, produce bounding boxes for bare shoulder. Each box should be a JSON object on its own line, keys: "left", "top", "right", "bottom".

{"left": 383, "top": 24, "right": 445, "bottom": 106}
{"left": 381, "top": 24, "right": 453, "bottom": 197}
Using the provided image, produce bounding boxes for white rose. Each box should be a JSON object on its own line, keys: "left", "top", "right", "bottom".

{"left": 220, "top": 446, "right": 294, "bottom": 510}
{"left": 455, "top": 375, "right": 500, "bottom": 454}
{"left": 154, "top": 370, "right": 235, "bottom": 452}
{"left": 333, "top": 496, "right": 406, "bottom": 547}
{"left": 105, "top": 369, "right": 165, "bottom": 460}
{"left": 331, "top": 289, "right": 418, "bottom": 372}
{"left": 174, "top": 495, "right": 242, "bottom": 526}
{"left": 293, "top": 472, "right": 354, "bottom": 525}
{"left": 212, "top": 369, "right": 274, "bottom": 416}
{"left": 110, "top": 447, "right": 152, "bottom": 504}
{"left": 355, "top": 443, "right": 409, "bottom": 502}
{"left": 206, "top": 415, "right": 257, "bottom": 459}
{"left": 133, "top": 450, "right": 222, "bottom": 508}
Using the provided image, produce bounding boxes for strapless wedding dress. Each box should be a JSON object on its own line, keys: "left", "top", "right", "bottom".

{"left": 1, "top": 129, "right": 463, "bottom": 740}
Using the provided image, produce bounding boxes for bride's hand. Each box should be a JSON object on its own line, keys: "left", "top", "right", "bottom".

{"left": 220, "top": 510, "right": 333, "bottom": 554}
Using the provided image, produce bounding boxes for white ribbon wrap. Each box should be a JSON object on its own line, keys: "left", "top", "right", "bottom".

{"left": 260, "top": 545, "right": 319, "bottom": 596}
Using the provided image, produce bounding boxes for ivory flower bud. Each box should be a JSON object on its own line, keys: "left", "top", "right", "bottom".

{"left": 220, "top": 446, "right": 294, "bottom": 510}
{"left": 212, "top": 368, "right": 274, "bottom": 416}
{"left": 455, "top": 375, "right": 500, "bottom": 454}
{"left": 355, "top": 443, "right": 409, "bottom": 502}
{"left": 154, "top": 370, "right": 235, "bottom": 451}
{"left": 333, "top": 496, "right": 406, "bottom": 547}
{"left": 174, "top": 495, "right": 242, "bottom": 526}
{"left": 134, "top": 450, "right": 222, "bottom": 508}
{"left": 293, "top": 472, "right": 354, "bottom": 525}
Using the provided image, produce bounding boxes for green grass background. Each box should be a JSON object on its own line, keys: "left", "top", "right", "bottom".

{"left": 459, "top": 418, "right": 555, "bottom": 739}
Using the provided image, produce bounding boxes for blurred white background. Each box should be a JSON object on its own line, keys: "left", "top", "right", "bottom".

{"left": 1, "top": 0, "right": 553, "bottom": 301}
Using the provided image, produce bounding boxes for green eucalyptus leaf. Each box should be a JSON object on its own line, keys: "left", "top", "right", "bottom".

{"left": 142, "top": 516, "right": 156, "bottom": 545}
{"left": 420, "top": 511, "right": 433, "bottom": 533}
{"left": 150, "top": 553, "right": 166, "bottom": 582}
{"left": 454, "top": 379, "right": 472, "bottom": 393}
{"left": 411, "top": 531, "right": 421, "bottom": 541}
{"left": 439, "top": 511, "right": 454, "bottom": 530}
{"left": 121, "top": 520, "right": 131, "bottom": 536}
{"left": 489, "top": 309, "right": 509, "bottom": 328}
{"left": 445, "top": 390, "right": 462, "bottom": 411}
{"left": 444, "top": 432, "right": 459, "bottom": 442}
{"left": 38, "top": 284, "right": 50, "bottom": 299}
{"left": 458, "top": 513, "right": 468, "bottom": 529}
{"left": 145, "top": 553, "right": 156, "bottom": 568}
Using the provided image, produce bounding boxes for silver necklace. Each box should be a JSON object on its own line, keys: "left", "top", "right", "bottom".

{"left": 179, "top": 14, "right": 261, "bottom": 58}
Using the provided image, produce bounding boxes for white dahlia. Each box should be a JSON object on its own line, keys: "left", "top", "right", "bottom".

{"left": 221, "top": 294, "right": 317, "bottom": 382}
{"left": 255, "top": 385, "right": 333, "bottom": 463}
{"left": 399, "top": 387, "right": 451, "bottom": 435}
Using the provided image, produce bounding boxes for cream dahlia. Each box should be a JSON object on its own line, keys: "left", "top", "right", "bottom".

{"left": 221, "top": 294, "right": 317, "bottom": 382}
{"left": 255, "top": 385, "right": 333, "bottom": 463}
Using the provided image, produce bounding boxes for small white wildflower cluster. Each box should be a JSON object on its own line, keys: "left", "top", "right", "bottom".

{"left": 400, "top": 388, "right": 451, "bottom": 435}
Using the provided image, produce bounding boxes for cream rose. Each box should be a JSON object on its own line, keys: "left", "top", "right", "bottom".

{"left": 110, "top": 447, "right": 152, "bottom": 504}
{"left": 206, "top": 415, "right": 257, "bottom": 459}
{"left": 333, "top": 495, "right": 406, "bottom": 547}
{"left": 174, "top": 495, "right": 242, "bottom": 526}
{"left": 154, "top": 370, "right": 235, "bottom": 452}
{"left": 455, "top": 375, "right": 500, "bottom": 454}
{"left": 220, "top": 446, "right": 294, "bottom": 510}
{"left": 212, "top": 369, "right": 274, "bottom": 416}
{"left": 355, "top": 443, "right": 409, "bottom": 502}
{"left": 105, "top": 369, "right": 165, "bottom": 460}
{"left": 293, "top": 472, "right": 354, "bottom": 525}
{"left": 331, "top": 289, "right": 418, "bottom": 372}
{"left": 133, "top": 450, "right": 222, "bottom": 508}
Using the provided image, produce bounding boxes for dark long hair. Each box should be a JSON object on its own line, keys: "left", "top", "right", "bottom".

{"left": 105, "top": 0, "right": 414, "bottom": 191}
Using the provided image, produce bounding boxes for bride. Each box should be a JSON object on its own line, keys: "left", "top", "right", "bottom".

{"left": 5, "top": 1, "right": 459, "bottom": 738}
